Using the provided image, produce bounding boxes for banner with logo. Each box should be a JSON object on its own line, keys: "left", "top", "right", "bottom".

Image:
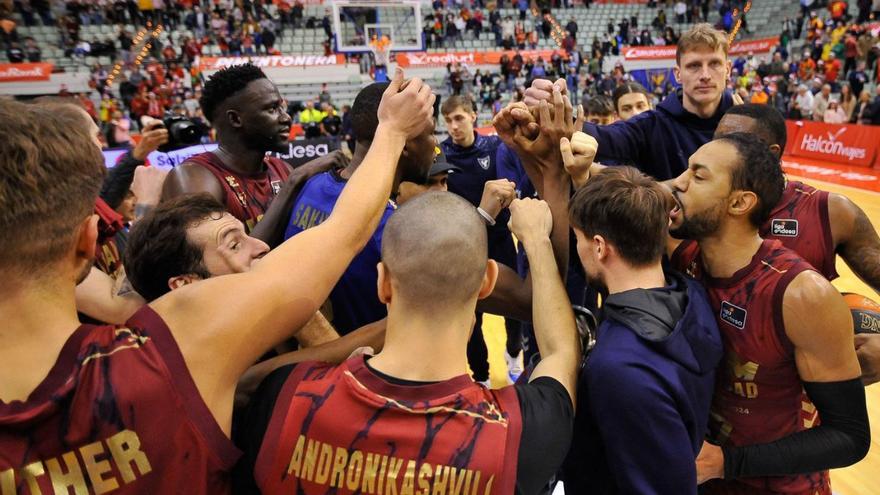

{"left": 395, "top": 49, "right": 567, "bottom": 68}
{"left": 199, "top": 54, "right": 345, "bottom": 71}
{"left": 629, "top": 68, "right": 680, "bottom": 93}
{"left": 270, "top": 136, "right": 339, "bottom": 167}
{"left": 622, "top": 37, "right": 778, "bottom": 61}
{"left": 0, "top": 63, "right": 54, "bottom": 82}
{"left": 102, "top": 143, "right": 219, "bottom": 169}
{"left": 104, "top": 137, "right": 338, "bottom": 169}
{"left": 787, "top": 120, "right": 880, "bottom": 168}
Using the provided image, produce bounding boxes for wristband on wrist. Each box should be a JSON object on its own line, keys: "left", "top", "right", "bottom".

{"left": 476, "top": 207, "right": 496, "bottom": 226}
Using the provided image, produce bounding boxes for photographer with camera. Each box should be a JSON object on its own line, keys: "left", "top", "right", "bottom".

{"left": 161, "top": 64, "right": 295, "bottom": 233}
{"left": 100, "top": 116, "right": 169, "bottom": 218}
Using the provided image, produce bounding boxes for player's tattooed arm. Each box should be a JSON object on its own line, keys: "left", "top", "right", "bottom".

{"left": 75, "top": 266, "right": 145, "bottom": 324}
{"left": 831, "top": 193, "right": 880, "bottom": 295}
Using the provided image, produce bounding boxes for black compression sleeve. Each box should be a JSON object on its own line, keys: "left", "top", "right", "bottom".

{"left": 722, "top": 378, "right": 870, "bottom": 479}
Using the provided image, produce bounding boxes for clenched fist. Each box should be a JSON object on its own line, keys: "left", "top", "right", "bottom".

{"left": 377, "top": 68, "right": 436, "bottom": 140}
{"left": 478, "top": 179, "right": 517, "bottom": 220}
{"left": 560, "top": 131, "right": 599, "bottom": 188}
{"left": 508, "top": 198, "right": 553, "bottom": 243}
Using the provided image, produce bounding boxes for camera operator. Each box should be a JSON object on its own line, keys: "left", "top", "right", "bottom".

{"left": 100, "top": 116, "right": 169, "bottom": 218}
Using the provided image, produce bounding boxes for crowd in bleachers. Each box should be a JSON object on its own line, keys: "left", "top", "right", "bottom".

{"left": 2, "top": 0, "right": 880, "bottom": 143}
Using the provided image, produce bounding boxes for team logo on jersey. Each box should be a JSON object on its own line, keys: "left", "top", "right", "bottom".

{"left": 770, "top": 219, "right": 798, "bottom": 237}
{"left": 271, "top": 180, "right": 282, "bottom": 195}
{"left": 720, "top": 301, "right": 747, "bottom": 329}
{"left": 478, "top": 155, "right": 491, "bottom": 170}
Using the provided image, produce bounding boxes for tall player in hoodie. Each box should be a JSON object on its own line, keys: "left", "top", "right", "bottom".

{"left": 525, "top": 24, "right": 738, "bottom": 180}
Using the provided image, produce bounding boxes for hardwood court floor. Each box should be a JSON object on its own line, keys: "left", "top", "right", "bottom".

{"left": 482, "top": 174, "right": 880, "bottom": 494}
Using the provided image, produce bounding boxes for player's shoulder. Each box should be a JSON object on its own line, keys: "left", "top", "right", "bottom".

{"left": 299, "top": 170, "right": 341, "bottom": 197}
{"left": 784, "top": 268, "right": 838, "bottom": 306}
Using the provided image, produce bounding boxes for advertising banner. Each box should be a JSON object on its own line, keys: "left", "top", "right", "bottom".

{"left": 103, "top": 138, "right": 337, "bottom": 169}
{"left": 199, "top": 54, "right": 345, "bottom": 71}
{"left": 0, "top": 63, "right": 53, "bottom": 82}
{"left": 395, "top": 49, "right": 566, "bottom": 67}
{"left": 269, "top": 136, "right": 339, "bottom": 167}
{"left": 622, "top": 37, "right": 778, "bottom": 61}
{"left": 629, "top": 67, "right": 680, "bottom": 93}
{"left": 787, "top": 120, "right": 880, "bottom": 168}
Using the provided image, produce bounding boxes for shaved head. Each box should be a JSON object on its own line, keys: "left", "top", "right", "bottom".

{"left": 381, "top": 192, "right": 488, "bottom": 311}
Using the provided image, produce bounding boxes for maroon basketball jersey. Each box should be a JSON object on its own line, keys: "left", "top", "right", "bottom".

{"left": 185, "top": 152, "right": 290, "bottom": 233}
{"left": 254, "top": 357, "right": 522, "bottom": 495}
{"left": 670, "top": 239, "right": 830, "bottom": 495}
{"left": 94, "top": 197, "right": 124, "bottom": 278}
{"left": 760, "top": 181, "right": 837, "bottom": 281}
{"left": 0, "top": 307, "right": 240, "bottom": 494}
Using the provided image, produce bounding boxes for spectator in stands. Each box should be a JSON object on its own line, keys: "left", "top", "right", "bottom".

{"left": 185, "top": 5, "right": 208, "bottom": 38}
{"left": 652, "top": 9, "right": 667, "bottom": 31}
{"left": 750, "top": 82, "right": 768, "bottom": 105}
{"left": 566, "top": 17, "right": 578, "bottom": 40}
{"left": 340, "top": 104, "right": 354, "bottom": 153}
{"left": 793, "top": 83, "right": 815, "bottom": 119}
{"left": 862, "top": 86, "right": 880, "bottom": 126}
{"left": 812, "top": 83, "right": 832, "bottom": 120}
{"left": 501, "top": 16, "right": 515, "bottom": 49}
{"left": 767, "top": 83, "right": 788, "bottom": 117}
{"left": 566, "top": 67, "right": 580, "bottom": 105}
{"left": 824, "top": 99, "right": 849, "bottom": 123}
{"left": 838, "top": 82, "right": 857, "bottom": 119}
{"left": 320, "top": 103, "right": 342, "bottom": 140}
{"left": 107, "top": 110, "right": 133, "bottom": 148}
{"left": 848, "top": 60, "right": 869, "bottom": 97}
{"left": 675, "top": 1, "right": 687, "bottom": 24}
{"left": 299, "top": 101, "right": 325, "bottom": 138}
{"left": 22, "top": 37, "right": 40, "bottom": 62}
{"left": 146, "top": 93, "right": 164, "bottom": 119}
{"left": 853, "top": 89, "right": 873, "bottom": 124}
{"left": 0, "top": 13, "right": 18, "bottom": 47}
{"left": 5, "top": 41, "right": 24, "bottom": 63}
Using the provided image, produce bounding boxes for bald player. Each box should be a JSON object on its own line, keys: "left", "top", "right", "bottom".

{"left": 282, "top": 82, "right": 437, "bottom": 336}
{"left": 714, "top": 104, "right": 880, "bottom": 387}
{"left": 235, "top": 192, "right": 580, "bottom": 494}
{"left": 0, "top": 72, "right": 435, "bottom": 492}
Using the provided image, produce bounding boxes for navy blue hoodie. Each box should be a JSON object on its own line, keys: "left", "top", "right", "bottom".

{"left": 583, "top": 89, "right": 735, "bottom": 180}
{"left": 442, "top": 133, "right": 517, "bottom": 267}
{"left": 564, "top": 271, "right": 723, "bottom": 494}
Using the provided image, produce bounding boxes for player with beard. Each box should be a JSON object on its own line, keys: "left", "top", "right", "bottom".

{"left": 0, "top": 73, "right": 435, "bottom": 493}
{"left": 665, "top": 134, "right": 869, "bottom": 494}
{"left": 711, "top": 104, "right": 880, "bottom": 389}
{"left": 712, "top": 104, "right": 880, "bottom": 290}
{"left": 162, "top": 63, "right": 293, "bottom": 233}
{"left": 282, "top": 82, "right": 437, "bottom": 335}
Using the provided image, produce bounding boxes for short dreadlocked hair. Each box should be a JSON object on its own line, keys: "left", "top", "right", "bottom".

{"left": 199, "top": 63, "right": 267, "bottom": 123}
